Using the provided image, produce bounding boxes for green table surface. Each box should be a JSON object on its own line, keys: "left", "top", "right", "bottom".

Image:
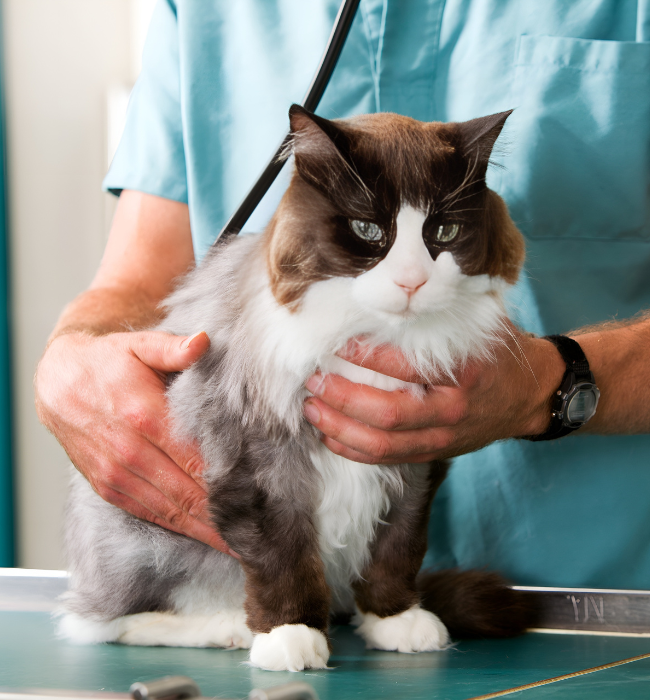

{"left": 2, "top": 612, "right": 650, "bottom": 700}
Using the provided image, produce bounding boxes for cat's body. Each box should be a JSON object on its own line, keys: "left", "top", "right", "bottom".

{"left": 61, "top": 107, "right": 531, "bottom": 671}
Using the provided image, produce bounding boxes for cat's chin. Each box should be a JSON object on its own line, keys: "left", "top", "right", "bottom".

{"left": 362, "top": 304, "right": 451, "bottom": 328}
{"left": 369, "top": 307, "right": 416, "bottom": 323}
{"left": 355, "top": 296, "right": 429, "bottom": 321}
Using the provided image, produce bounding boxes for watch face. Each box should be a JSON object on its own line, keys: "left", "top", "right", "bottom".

{"left": 565, "top": 383, "right": 600, "bottom": 425}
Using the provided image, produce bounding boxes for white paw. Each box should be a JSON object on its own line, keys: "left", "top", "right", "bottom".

{"left": 249, "top": 624, "right": 330, "bottom": 672}
{"left": 117, "top": 610, "right": 252, "bottom": 648}
{"left": 57, "top": 613, "right": 122, "bottom": 644}
{"left": 354, "top": 605, "right": 449, "bottom": 653}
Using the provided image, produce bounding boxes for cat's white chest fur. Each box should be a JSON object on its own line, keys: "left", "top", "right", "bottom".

{"left": 310, "top": 354, "right": 409, "bottom": 611}
{"left": 310, "top": 445, "right": 402, "bottom": 611}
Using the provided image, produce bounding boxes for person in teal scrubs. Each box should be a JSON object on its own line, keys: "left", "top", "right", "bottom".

{"left": 36, "top": 1, "right": 650, "bottom": 588}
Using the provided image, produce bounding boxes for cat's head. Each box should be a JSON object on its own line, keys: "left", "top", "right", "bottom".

{"left": 264, "top": 105, "right": 524, "bottom": 335}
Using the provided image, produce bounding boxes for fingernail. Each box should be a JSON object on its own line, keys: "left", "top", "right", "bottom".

{"left": 303, "top": 400, "right": 321, "bottom": 425}
{"left": 228, "top": 548, "right": 241, "bottom": 560}
{"left": 305, "top": 373, "right": 324, "bottom": 396}
{"left": 181, "top": 331, "right": 207, "bottom": 350}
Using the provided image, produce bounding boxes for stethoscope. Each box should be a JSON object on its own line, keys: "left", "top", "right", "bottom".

{"left": 214, "top": 0, "right": 361, "bottom": 245}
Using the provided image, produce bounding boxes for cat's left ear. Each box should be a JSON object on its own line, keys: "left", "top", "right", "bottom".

{"left": 455, "top": 110, "right": 513, "bottom": 172}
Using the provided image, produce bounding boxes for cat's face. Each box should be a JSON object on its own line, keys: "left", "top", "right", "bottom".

{"left": 265, "top": 106, "right": 524, "bottom": 325}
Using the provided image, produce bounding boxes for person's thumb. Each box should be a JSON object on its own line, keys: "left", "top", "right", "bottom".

{"left": 129, "top": 331, "right": 210, "bottom": 373}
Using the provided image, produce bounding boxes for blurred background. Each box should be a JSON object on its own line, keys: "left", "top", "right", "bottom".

{"left": 0, "top": 0, "right": 157, "bottom": 569}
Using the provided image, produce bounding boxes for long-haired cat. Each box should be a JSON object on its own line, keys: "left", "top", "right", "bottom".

{"left": 60, "top": 105, "right": 531, "bottom": 672}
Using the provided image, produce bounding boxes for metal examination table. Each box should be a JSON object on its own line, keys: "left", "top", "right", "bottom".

{"left": 2, "top": 569, "right": 650, "bottom": 700}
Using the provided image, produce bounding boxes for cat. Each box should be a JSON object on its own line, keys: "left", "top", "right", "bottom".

{"left": 59, "top": 104, "right": 532, "bottom": 672}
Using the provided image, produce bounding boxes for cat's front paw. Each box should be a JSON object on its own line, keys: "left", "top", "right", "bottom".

{"left": 249, "top": 624, "right": 330, "bottom": 672}
{"left": 354, "top": 605, "right": 449, "bottom": 653}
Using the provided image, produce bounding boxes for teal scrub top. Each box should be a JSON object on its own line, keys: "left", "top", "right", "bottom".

{"left": 104, "top": 0, "right": 650, "bottom": 589}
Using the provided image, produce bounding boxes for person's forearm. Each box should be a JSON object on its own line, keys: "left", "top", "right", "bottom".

{"left": 34, "top": 192, "right": 231, "bottom": 552}
{"left": 51, "top": 286, "right": 163, "bottom": 341}
{"left": 51, "top": 190, "right": 195, "bottom": 343}
{"left": 571, "top": 316, "right": 650, "bottom": 434}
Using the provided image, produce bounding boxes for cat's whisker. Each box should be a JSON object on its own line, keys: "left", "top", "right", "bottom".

{"left": 443, "top": 189, "right": 483, "bottom": 208}
{"left": 501, "top": 324, "right": 540, "bottom": 389}
{"left": 439, "top": 154, "right": 482, "bottom": 206}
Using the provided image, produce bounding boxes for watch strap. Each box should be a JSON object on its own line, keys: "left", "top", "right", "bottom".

{"left": 525, "top": 335, "right": 593, "bottom": 442}
{"left": 545, "top": 335, "right": 591, "bottom": 380}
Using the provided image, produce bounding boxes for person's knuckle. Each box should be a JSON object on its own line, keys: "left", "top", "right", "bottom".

{"left": 355, "top": 450, "right": 378, "bottom": 465}
{"left": 377, "top": 401, "right": 403, "bottom": 430}
{"left": 434, "top": 429, "right": 454, "bottom": 452}
{"left": 177, "top": 487, "right": 205, "bottom": 517}
{"left": 113, "top": 439, "right": 141, "bottom": 469}
{"left": 163, "top": 333, "right": 182, "bottom": 357}
{"left": 323, "top": 415, "right": 343, "bottom": 441}
{"left": 150, "top": 514, "right": 169, "bottom": 529}
{"left": 166, "top": 506, "right": 190, "bottom": 530}
{"left": 369, "top": 435, "right": 393, "bottom": 462}
{"left": 95, "top": 481, "right": 118, "bottom": 504}
{"left": 447, "top": 399, "right": 468, "bottom": 426}
{"left": 184, "top": 453, "right": 204, "bottom": 479}
{"left": 324, "top": 439, "right": 345, "bottom": 457}
{"left": 322, "top": 376, "right": 352, "bottom": 412}
{"left": 123, "top": 401, "right": 157, "bottom": 437}
{"left": 336, "top": 387, "right": 355, "bottom": 415}
{"left": 101, "top": 463, "right": 126, "bottom": 490}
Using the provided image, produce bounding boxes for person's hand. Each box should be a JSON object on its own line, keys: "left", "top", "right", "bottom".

{"left": 35, "top": 329, "right": 236, "bottom": 555}
{"left": 303, "top": 328, "right": 565, "bottom": 464}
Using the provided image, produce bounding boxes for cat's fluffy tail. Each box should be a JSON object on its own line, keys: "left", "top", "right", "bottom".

{"left": 416, "top": 569, "right": 536, "bottom": 639}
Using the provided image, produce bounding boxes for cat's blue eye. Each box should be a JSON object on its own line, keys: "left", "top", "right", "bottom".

{"left": 435, "top": 223, "right": 460, "bottom": 243}
{"left": 350, "top": 219, "right": 383, "bottom": 242}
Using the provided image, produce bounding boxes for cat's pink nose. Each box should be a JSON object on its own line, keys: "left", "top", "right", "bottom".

{"left": 397, "top": 281, "right": 426, "bottom": 297}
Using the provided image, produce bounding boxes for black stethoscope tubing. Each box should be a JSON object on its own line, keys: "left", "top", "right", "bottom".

{"left": 214, "top": 0, "right": 361, "bottom": 245}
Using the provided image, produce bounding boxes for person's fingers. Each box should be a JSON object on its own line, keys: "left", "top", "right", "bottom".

{"left": 35, "top": 330, "right": 240, "bottom": 555}
{"left": 320, "top": 435, "right": 438, "bottom": 465}
{"left": 306, "top": 372, "right": 467, "bottom": 430}
{"left": 304, "top": 397, "right": 453, "bottom": 462}
{"left": 100, "top": 477, "right": 234, "bottom": 554}
{"left": 156, "top": 431, "right": 206, "bottom": 484}
{"left": 110, "top": 434, "right": 211, "bottom": 524}
{"left": 120, "top": 390, "right": 208, "bottom": 484}
{"left": 93, "top": 462, "right": 233, "bottom": 554}
{"left": 128, "top": 330, "right": 210, "bottom": 374}
{"left": 336, "top": 339, "right": 425, "bottom": 383}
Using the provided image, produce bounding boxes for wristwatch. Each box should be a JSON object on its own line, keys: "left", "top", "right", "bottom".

{"left": 526, "top": 334, "right": 600, "bottom": 442}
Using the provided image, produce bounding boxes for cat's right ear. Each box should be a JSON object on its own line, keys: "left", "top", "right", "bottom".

{"left": 455, "top": 110, "right": 513, "bottom": 176}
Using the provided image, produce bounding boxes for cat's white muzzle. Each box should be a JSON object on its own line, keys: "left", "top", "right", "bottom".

{"left": 352, "top": 251, "right": 463, "bottom": 318}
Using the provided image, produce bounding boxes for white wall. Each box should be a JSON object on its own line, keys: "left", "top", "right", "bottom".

{"left": 4, "top": 0, "right": 156, "bottom": 568}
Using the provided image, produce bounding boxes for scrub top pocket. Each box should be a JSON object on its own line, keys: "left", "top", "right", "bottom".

{"left": 501, "top": 34, "right": 650, "bottom": 241}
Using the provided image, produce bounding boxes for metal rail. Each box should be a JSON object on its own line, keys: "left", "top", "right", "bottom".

{"left": 3, "top": 570, "right": 650, "bottom": 634}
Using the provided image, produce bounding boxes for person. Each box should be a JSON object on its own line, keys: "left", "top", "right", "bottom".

{"left": 35, "top": 0, "right": 650, "bottom": 586}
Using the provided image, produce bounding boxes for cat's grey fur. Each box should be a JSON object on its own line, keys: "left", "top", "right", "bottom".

{"left": 61, "top": 106, "right": 533, "bottom": 669}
